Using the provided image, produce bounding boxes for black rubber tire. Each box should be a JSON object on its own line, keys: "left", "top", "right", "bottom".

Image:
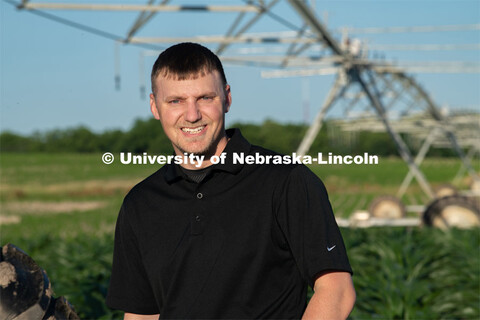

{"left": 0, "top": 244, "right": 80, "bottom": 320}
{"left": 368, "top": 195, "right": 406, "bottom": 219}
{"left": 422, "top": 195, "right": 480, "bottom": 229}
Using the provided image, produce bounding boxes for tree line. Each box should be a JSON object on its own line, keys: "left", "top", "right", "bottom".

{"left": 0, "top": 118, "right": 456, "bottom": 157}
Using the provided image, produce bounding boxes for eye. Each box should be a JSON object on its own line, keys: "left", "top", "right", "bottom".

{"left": 201, "top": 96, "right": 214, "bottom": 101}
{"left": 169, "top": 99, "right": 181, "bottom": 104}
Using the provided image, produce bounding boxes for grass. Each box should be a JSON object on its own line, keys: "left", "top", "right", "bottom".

{"left": 1, "top": 153, "right": 479, "bottom": 319}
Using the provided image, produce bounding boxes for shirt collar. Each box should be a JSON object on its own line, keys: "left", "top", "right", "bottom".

{"left": 164, "top": 128, "right": 251, "bottom": 183}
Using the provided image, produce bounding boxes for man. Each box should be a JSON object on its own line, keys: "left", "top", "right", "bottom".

{"left": 106, "top": 42, "right": 355, "bottom": 320}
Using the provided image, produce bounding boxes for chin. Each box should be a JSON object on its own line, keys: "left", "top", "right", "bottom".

{"left": 176, "top": 134, "right": 222, "bottom": 156}
{"left": 178, "top": 144, "right": 211, "bottom": 156}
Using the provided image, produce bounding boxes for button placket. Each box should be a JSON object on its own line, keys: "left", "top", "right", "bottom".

{"left": 191, "top": 187, "right": 205, "bottom": 234}
{"left": 191, "top": 213, "right": 205, "bottom": 235}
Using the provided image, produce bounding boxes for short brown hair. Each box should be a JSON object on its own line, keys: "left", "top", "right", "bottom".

{"left": 151, "top": 42, "right": 227, "bottom": 94}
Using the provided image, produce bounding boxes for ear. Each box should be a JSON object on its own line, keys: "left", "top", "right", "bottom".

{"left": 150, "top": 93, "right": 161, "bottom": 120}
{"left": 224, "top": 84, "right": 232, "bottom": 113}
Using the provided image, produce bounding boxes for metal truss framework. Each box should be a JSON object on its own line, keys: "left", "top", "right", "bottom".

{"left": 332, "top": 111, "right": 480, "bottom": 198}
{"left": 14, "top": 0, "right": 480, "bottom": 199}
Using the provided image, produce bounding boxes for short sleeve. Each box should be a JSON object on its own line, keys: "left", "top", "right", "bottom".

{"left": 106, "top": 202, "right": 160, "bottom": 314}
{"left": 275, "top": 165, "right": 352, "bottom": 288}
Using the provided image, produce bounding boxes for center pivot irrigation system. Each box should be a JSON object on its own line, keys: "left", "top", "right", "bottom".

{"left": 11, "top": 0, "right": 480, "bottom": 228}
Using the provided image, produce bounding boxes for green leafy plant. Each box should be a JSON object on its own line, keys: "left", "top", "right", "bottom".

{"left": 344, "top": 227, "right": 480, "bottom": 320}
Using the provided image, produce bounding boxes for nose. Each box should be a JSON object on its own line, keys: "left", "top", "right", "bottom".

{"left": 184, "top": 100, "right": 202, "bottom": 123}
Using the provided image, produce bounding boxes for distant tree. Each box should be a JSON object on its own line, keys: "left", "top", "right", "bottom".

{"left": 67, "top": 126, "right": 100, "bottom": 152}
{"left": 228, "top": 122, "right": 263, "bottom": 145}
{"left": 309, "top": 121, "right": 335, "bottom": 155}
{"left": 0, "top": 117, "right": 461, "bottom": 157}
{"left": 118, "top": 118, "right": 171, "bottom": 154}
{"left": 39, "top": 126, "right": 99, "bottom": 152}
{"left": 258, "top": 119, "right": 304, "bottom": 155}
{"left": 354, "top": 131, "right": 398, "bottom": 157}
{"left": 0, "top": 131, "right": 37, "bottom": 152}
{"left": 98, "top": 129, "right": 125, "bottom": 152}
{"left": 230, "top": 120, "right": 307, "bottom": 155}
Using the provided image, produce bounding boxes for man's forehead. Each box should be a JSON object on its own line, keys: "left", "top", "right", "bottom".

{"left": 155, "top": 71, "right": 223, "bottom": 92}
{"left": 157, "top": 69, "right": 220, "bottom": 82}
{"left": 155, "top": 70, "right": 225, "bottom": 97}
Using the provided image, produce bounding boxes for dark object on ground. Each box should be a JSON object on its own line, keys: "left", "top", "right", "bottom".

{"left": 423, "top": 195, "right": 480, "bottom": 229}
{"left": 0, "top": 243, "right": 80, "bottom": 320}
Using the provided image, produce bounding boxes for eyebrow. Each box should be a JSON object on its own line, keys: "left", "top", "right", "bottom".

{"left": 164, "top": 92, "right": 219, "bottom": 101}
{"left": 164, "top": 95, "right": 185, "bottom": 102}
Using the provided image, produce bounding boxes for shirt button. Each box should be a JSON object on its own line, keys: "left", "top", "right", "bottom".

{"left": 195, "top": 215, "right": 201, "bottom": 222}
{"left": 196, "top": 192, "right": 203, "bottom": 199}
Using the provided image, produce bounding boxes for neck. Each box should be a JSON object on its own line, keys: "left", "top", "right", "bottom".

{"left": 178, "top": 135, "right": 229, "bottom": 170}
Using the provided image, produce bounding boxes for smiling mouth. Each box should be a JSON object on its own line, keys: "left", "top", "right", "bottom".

{"left": 181, "top": 125, "right": 206, "bottom": 134}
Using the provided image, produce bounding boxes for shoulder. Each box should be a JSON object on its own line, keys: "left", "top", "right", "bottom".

{"left": 116, "top": 165, "right": 171, "bottom": 230}
{"left": 251, "top": 144, "right": 320, "bottom": 176}
{"left": 247, "top": 144, "right": 326, "bottom": 192}
{"left": 123, "top": 165, "right": 169, "bottom": 206}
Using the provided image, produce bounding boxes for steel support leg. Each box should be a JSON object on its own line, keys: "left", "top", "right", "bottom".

{"left": 398, "top": 73, "right": 480, "bottom": 183}
{"left": 296, "top": 75, "right": 348, "bottom": 156}
{"left": 358, "top": 69, "right": 435, "bottom": 199}
{"left": 454, "top": 144, "right": 480, "bottom": 183}
{"left": 444, "top": 130, "right": 480, "bottom": 182}
{"left": 397, "top": 128, "right": 440, "bottom": 198}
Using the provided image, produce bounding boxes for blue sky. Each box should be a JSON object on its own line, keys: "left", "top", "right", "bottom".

{"left": 1, "top": 0, "right": 479, "bottom": 135}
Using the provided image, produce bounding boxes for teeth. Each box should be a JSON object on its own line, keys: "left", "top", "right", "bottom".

{"left": 182, "top": 126, "right": 205, "bottom": 134}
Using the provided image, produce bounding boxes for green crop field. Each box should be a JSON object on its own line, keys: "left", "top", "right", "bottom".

{"left": 1, "top": 153, "right": 479, "bottom": 319}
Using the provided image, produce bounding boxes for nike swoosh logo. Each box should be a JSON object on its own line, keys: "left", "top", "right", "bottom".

{"left": 327, "top": 245, "right": 336, "bottom": 252}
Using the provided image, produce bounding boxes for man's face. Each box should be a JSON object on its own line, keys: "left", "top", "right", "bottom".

{"left": 150, "top": 70, "right": 231, "bottom": 157}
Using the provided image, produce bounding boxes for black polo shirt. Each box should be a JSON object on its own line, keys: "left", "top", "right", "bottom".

{"left": 106, "top": 128, "right": 352, "bottom": 319}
